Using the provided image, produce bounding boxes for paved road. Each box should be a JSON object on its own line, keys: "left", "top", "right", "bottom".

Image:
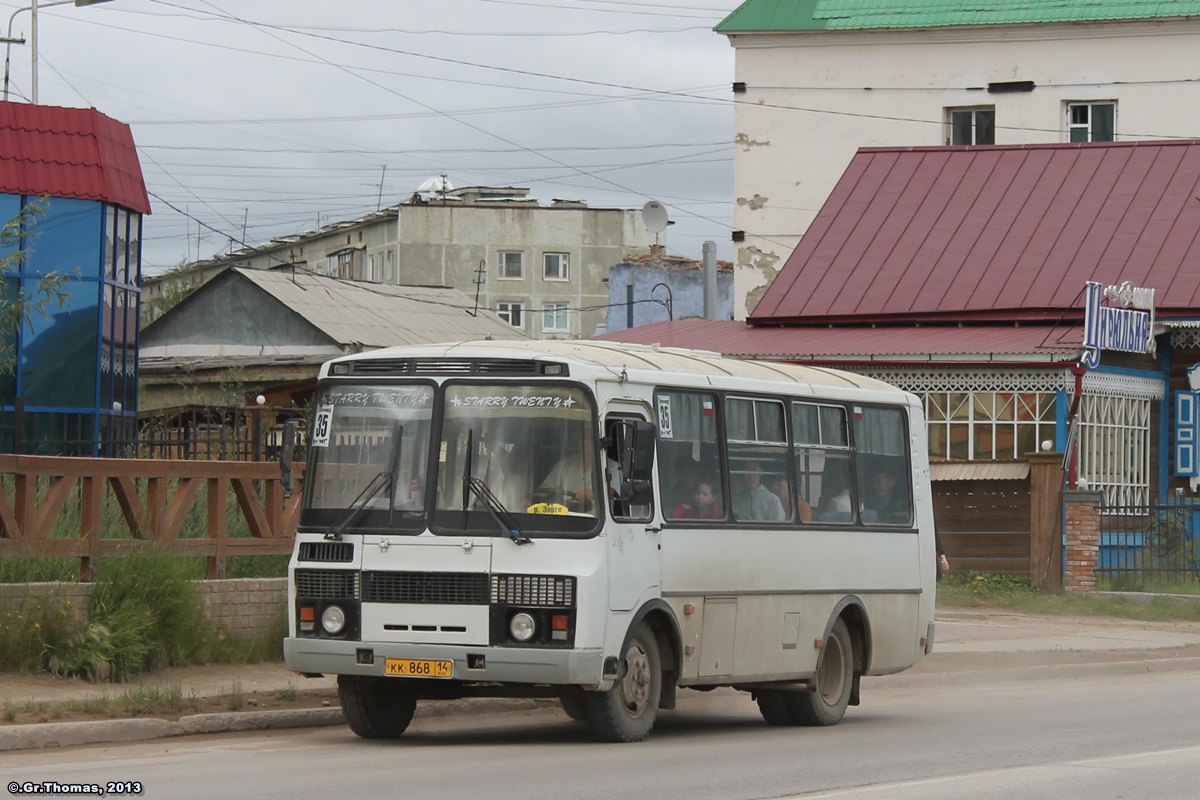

{"left": 7, "top": 669, "right": 1199, "bottom": 800}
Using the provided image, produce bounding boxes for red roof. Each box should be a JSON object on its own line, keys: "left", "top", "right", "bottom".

{"left": 0, "top": 101, "right": 150, "bottom": 214}
{"left": 750, "top": 140, "right": 1200, "bottom": 326}
{"left": 595, "top": 319, "right": 1082, "bottom": 363}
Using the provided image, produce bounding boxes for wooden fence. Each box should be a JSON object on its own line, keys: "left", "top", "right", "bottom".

{"left": 0, "top": 455, "right": 303, "bottom": 581}
{"left": 932, "top": 453, "right": 1063, "bottom": 589}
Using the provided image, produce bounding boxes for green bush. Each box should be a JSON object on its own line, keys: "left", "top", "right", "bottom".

{"left": 86, "top": 551, "right": 205, "bottom": 679}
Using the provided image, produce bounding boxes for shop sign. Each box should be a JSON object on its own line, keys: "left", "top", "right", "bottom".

{"left": 1081, "top": 280, "right": 1155, "bottom": 369}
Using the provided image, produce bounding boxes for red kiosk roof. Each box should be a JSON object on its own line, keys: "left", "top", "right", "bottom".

{"left": 0, "top": 101, "right": 150, "bottom": 215}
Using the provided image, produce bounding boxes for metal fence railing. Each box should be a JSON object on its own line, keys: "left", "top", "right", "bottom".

{"left": 1097, "top": 500, "right": 1200, "bottom": 589}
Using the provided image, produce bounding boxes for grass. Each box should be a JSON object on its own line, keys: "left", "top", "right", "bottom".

{"left": 1, "top": 685, "right": 203, "bottom": 723}
{"left": 0, "top": 550, "right": 287, "bottom": 681}
{"left": 938, "top": 569, "right": 1200, "bottom": 622}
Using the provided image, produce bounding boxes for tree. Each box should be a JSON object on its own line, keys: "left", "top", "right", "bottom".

{"left": 0, "top": 198, "right": 71, "bottom": 375}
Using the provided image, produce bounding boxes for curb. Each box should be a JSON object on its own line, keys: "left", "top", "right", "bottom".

{"left": 868, "top": 656, "right": 1200, "bottom": 689}
{"left": 0, "top": 708, "right": 346, "bottom": 753}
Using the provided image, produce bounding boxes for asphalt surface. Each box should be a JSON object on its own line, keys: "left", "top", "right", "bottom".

{"left": 3, "top": 606, "right": 1200, "bottom": 752}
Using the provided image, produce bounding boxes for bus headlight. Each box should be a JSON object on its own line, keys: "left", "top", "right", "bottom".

{"left": 321, "top": 605, "right": 347, "bottom": 635}
{"left": 509, "top": 612, "right": 536, "bottom": 642}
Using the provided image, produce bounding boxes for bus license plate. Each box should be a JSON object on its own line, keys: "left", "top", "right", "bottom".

{"left": 384, "top": 658, "right": 453, "bottom": 678}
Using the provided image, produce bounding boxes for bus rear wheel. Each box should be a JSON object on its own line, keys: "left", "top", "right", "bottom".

{"left": 583, "top": 624, "right": 662, "bottom": 742}
{"left": 791, "top": 618, "right": 854, "bottom": 726}
{"left": 755, "top": 618, "right": 854, "bottom": 727}
{"left": 338, "top": 675, "right": 417, "bottom": 739}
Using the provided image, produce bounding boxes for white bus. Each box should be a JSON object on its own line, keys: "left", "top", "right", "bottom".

{"left": 283, "top": 340, "right": 937, "bottom": 742}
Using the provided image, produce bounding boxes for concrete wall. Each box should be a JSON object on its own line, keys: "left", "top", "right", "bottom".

{"left": 0, "top": 578, "right": 286, "bottom": 637}
{"left": 177, "top": 202, "right": 656, "bottom": 342}
{"left": 725, "top": 19, "right": 1200, "bottom": 317}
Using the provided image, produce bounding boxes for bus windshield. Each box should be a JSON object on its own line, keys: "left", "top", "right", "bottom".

{"left": 306, "top": 384, "right": 434, "bottom": 520}
{"left": 435, "top": 384, "right": 600, "bottom": 528}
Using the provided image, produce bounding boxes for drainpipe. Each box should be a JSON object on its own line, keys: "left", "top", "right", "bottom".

{"left": 702, "top": 241, "right": 717, "bottom": 320}
{"left": 1066, "top": 365, "right": 1086, "bottom": 490}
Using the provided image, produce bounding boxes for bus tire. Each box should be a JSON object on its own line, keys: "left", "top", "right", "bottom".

{"left": 338, "top": 675, "right": 417, "bottom": 739}
{"left": 755, "top": 690, "right": 797, "bottom": 726}
{"left": 791, "top": 618, "right": 854, "bottom": 726}
{"left": 583, "top": 623, "right": 661, "bottom": 742}
{"left": 559, "top": 692, "right": 588, "bottom": 722}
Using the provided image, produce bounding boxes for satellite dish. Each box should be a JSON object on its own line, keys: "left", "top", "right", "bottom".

{"left": 642, "top": 200, "right": 669, "bottom": 234}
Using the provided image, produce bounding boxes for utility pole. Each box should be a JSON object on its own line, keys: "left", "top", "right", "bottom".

{"left": 376, "top": 164, "right": 387, "bottom": 211}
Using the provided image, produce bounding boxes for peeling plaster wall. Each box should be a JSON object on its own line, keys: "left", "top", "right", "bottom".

{"left": 725, "top": 20, "right": 1200, "bottom": 319}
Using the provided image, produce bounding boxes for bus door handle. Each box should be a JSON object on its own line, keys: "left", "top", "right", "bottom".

{"left": 644, "top": 525, "right": 662, "bottom": 534}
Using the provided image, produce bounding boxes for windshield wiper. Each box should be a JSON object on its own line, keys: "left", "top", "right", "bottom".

{"left": 468, "top": 477, "right": 531, "bottom": 545}
{"left": 324, "top": 425, "right": 403, "bottom": 540}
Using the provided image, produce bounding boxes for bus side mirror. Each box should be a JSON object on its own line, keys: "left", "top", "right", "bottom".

{"left": 280, "top": 419, "right": 298, "bottom": 494}
{"left": 619, "top": 422, "right": 657, "bottom": 503}
{"left": 616, "top": 420, "right": 656, "bottom": 504}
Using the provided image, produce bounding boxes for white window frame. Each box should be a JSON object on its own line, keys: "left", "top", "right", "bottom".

{"left": 543, "top": 252, "right": 570, "bottom": 281}
{"left": 1077, "top": 394, "right": 1150, "bottom": 507}
{"left": 542, "top": 302, "right": 570, "bottom": 333}
{"left": 946, "top": 106, "right": 995, "bottom": 145}
{"left": 498, "top": 251, "right": 524, "bottom": 280}
{"left": 1067, "top": 102, "right": 1116, "bottom": 143}
{"left": 922, "top": 390, "right": 1057, "bottom": 462}
{"left": 497, "top": 301, "right": 524, "bottom": 329}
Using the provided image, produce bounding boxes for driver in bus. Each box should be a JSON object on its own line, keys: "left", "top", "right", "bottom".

{"left": 535, "top": 439, "right": 618, "bottom": 509}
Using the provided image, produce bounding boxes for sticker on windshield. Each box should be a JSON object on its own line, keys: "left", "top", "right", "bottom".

{"left": 657, "top": 397, "right": 674, "bottom": 439}
{"left": 448, "top": 392, "right": 578, "bottom": 409}
{"left": 311, "top": 406, "right": 333, "bottom": 448}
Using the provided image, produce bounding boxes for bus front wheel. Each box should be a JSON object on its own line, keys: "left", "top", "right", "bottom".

{"left": 583, "top": 624, "right": 662, "bottom": 742}
{"left": 338, "top": 675, "right": 417, "bottom": 739}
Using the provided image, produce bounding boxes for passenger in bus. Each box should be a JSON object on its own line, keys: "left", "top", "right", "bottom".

{"left": 665, "top": 452, "right": 704, "bottom": 512}
{"left": 865, "top": 466, "right": 909, "bottom": 524}
{"left": 671, "top": 478, "right": 724, "bottom": 520}
{"left": 815, "top": 463, "right": 852, "bottom": 522}
{"left": 732, "top": 461, "right": 785, "bottom": 522}
{"left": 773, "top": 476, "right": 812, "bottom": 522}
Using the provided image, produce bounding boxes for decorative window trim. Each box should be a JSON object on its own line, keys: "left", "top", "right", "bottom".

{"left": 1079, "top": 371, "right": 1164, "bottom": 402}
{"left": 1171, "top": 329, "right": 1200, "bottom": 350}
{"left": 858, "top": 367, "right": 1073, "bottom": 395}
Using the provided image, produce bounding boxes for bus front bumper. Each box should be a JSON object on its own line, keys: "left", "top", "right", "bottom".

{"left": 284, "top": 637, "right": 607, "bottom": 688}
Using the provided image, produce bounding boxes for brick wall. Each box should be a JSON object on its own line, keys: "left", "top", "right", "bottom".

{"left": 0, "top": 578, "right": 287, "bottom": 636}
{"left": 1063, "top": 490, "right": 1103, "bottom": 592}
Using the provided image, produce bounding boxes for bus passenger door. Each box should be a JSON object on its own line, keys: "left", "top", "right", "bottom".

{"left": 604, "top": 409, "right": 661, "bottom": 613}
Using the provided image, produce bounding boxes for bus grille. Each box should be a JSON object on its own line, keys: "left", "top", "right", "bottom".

{"left": 297, "top": 542, "right": 354, "bottom": 563}
{"left": 492, "top": 574, "right": 575, "bottom": 607}
{"left": 362, "top": 571, "right": 490, "bottom": 604}
{"left": 295, "top": 569, "right": 360, "bottom": 599}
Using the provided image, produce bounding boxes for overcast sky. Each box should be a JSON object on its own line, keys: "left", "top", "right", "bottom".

{"left": 1, "top": 0, "right": 739, "bottom": 275}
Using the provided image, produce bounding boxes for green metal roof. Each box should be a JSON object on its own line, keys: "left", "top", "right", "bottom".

{"left": 715, "top": 1, "right": 1200, "bottom": 33}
